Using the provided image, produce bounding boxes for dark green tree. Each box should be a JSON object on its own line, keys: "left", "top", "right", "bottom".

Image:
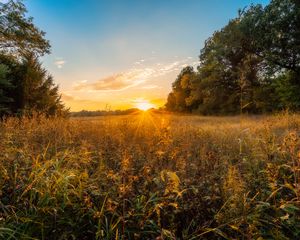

{"left": 16, "top": 54, "right": 67, "bottom": 116}
{"left": 188, "top": 18, "right": 263, "bottom": 114}
{"left": 166, "top": 0, "right": 300, "bottom": 115}
{"left": 272, "top": 71, "right": 300, "bottom": 110}
{"left": 0, "top": 1, "right": 67, "bottom": 117}
{"left": 0, "top": 63, "right": 13, "bottom": 115}
{"left": 240, "top": 0, "right": 300, "bottom": 76}
{"left": 240, "top": 0, "right": 300, "bottom": 109}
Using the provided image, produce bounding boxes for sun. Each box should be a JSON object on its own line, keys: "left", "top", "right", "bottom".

{"left": 135, "top": 100, "right": 155, "bottom": 111}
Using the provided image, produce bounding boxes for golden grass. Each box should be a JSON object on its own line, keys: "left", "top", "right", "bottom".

{"left": 0, "top": 112, "right": 299, "bottom": 239}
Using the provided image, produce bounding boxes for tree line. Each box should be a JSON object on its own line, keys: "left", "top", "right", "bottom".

{"left": 70, "top": 108, "right": 143, "bottom": 117}
{"left": 166, "top": 0, "right": 300, "bottom": 115}
{"left": 0, "top": 0, "right": 67, "bottom": 117}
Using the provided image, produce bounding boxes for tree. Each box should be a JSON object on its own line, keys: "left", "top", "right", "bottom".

{"left": 165, "top": 92, "right": 176, "bottom": 112}
{"left": 0, "top": 63, "right": 13, "bottom": 115}
{"left": 188, "top": 18, "right": 263, "bottom": 114}
{"left": 272, "top": 71, "right": 300, "bottom": 110}
{"left": 0, "top": 1, "right": 68, "bottom": 117}
{"left": 240, "top": 0, "right": 300, "bottom": 76}
{"left": 0, "top": 0, "right": 50, "bottom": 57}
{"left": 16, "top": 54, "right": 67, "bottom": 116}
{"left": 166, "top": 0, "right": 300, "bottom": 115}
{"left": 165, "top": 66, "right": 196, "bottom": 112}
{"left": 240, "top": 0, "right": 300, "bottom": 109}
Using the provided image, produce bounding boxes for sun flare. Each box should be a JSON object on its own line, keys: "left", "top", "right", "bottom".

{"left": 135, "top": 100, "right": 155, "bottom": 111}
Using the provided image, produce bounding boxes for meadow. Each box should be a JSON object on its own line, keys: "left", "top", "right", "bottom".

{"left": 0, "top": 112, "right": 300, "bottom": 239}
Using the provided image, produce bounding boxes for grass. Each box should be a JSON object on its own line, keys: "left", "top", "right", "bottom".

{"left": 0, "top": 111, "right": 300, "bottom": 239}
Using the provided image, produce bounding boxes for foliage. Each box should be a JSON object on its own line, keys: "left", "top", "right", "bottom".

{"left": 0, "top": 112, "right": 300, "bottom": 239}
{"left": 241, "top": 0, "right": 300, "bottom": 75}
{"left": 17, "top": 54, "right": 67, "bottom": 116}
{"left": 0, "top": 0, "right": 50, "bottom": 57}
{"left": 166, "top": 0, "right": 300, "bottom": 114}
{"left": 272, "top": 71, "right": 300, "bottom": 110}
{"left": 0, "top": 0, "right": 67, "bottom": 117}
{"left": 0, "top": 63, "right": 13, "bottom": 115}
{"left": 165, "top": 66, "right": 196, "bottom": 112}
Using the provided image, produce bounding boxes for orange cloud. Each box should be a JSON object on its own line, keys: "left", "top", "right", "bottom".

{"left": 73, "top": 69, "right": 154, "bottom": 91}
{"left": 61, "top": 93, "right": 74, "bottom": 101}
{"left": 72, "top": 57, "right": 199, "bottom": 92}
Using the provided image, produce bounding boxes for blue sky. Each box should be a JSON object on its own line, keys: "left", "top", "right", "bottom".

{"left": 25, "top": 0, "right": 270, "bottom": 110}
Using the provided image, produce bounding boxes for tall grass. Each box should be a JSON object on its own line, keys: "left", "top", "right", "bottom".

{"left": 0, "top": 112, "right": 299, "bottom": 239}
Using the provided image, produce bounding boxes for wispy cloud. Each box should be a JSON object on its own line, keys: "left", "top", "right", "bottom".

{"left": 54, "top": 58, "right": 66, "bottom": 69}
{"left": 61, "top": 93, "right": 75, "bottom": 101}
{"left": 74, "top": 68, "right": 155, "bottom": 91}
{"left": 151, "top": 57, "right": 199, "bottom": 78}
{"left": 141, "top": 85, "right": 161, "bottom": 89}
{"left": 73, "top": 56, "right": 198, "bottom": 92}
{"left": 134, "top": 59, "right": 146, "bottom": 65}
{"left": 159, "top": 61, "right": 180, "bottom": 73}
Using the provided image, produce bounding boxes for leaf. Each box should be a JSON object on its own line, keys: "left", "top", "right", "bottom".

{"left": 167, "top": 171, "right": 180, "bottom": 185}
{"left": 161, "top": 228, "right": 175, "bottom": 239}
{"left": 229, "top": 224, "right": 239, "bottom": 231}
{"left": 280, "top": 213, "right": 289, "bottom": 221}
{"left": 280, "top": 204, "right": 299, "bottom": 214}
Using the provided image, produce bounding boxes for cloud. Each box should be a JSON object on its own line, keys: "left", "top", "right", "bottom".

{"left": 160, "top": 61, "right": 180, "bottom": 72}
{"left": 141, "top": 85, "right": 160, "bottom": 89}
{"left": 61, "top": 93, "right": 75, "bottom": 101}
{"left": 152, "top": 57, "right": 199, "bottom": 78}
{"left": 134, "top": 59, "right": 146, "bottom": 65}
{"left": 181, "top": 63, "right": 188, "bottom": 68}
{"left": 54, "top": 58, "right": 66, "bottom": 69}
{"left": 74, "top": 68, "right": 155, "bottom": 91}
{"left": 191, "top": 61, "right": 199, "bottom": 67}
{"left": 73, "top": 56, "right": 199, "bottom": 92}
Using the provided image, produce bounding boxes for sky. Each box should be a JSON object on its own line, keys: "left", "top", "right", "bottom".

{"left": 24, "top": 0, "right": 270, "bottom": 111}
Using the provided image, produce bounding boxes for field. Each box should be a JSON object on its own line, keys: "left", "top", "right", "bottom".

{"left": 0, "top": 112, "right": 300, "bottom": 239}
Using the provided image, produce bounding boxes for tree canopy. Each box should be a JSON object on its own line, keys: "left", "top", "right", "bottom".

{"left": 0, "top": 0, "right": 67, "bottom": 117}
{"left": 0, "top": 0, "right": 50, "bottom": 57}
{"left": 166, "top": 0, "right": 300, "bottom": 114}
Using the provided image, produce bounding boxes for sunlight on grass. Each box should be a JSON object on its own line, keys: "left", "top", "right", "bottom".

{"left": 0, "top": 113, "right": 300, "bottom": 239}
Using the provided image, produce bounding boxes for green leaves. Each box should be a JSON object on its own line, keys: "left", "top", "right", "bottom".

{"left": 0, "top": 0, "right": 50, "bottom": 57}
{"left": 166, "top": 0, "right": 300, "bottom": 115}
{"left": 166, "top": 66, "right": 196, "bottom": 112}
{"left": 241, "top": 0, "right": 300, "bottom": 74}
{"left": 0, "top": 63, "right": 13, "bottom": 115}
